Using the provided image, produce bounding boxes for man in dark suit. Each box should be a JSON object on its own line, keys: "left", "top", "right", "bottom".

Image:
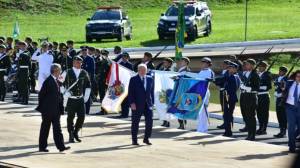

{"left": 117, "top": 52, "right": 133, "bottom": 118}
{"left": 36, "top": 63, "right": 70, "bottom": 152}
{"left": 128, "top": 64, "right": 154, "bottom": 145}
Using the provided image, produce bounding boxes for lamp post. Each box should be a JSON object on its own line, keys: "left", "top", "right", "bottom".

{"left": 244, "top": 0, "right": 248, "bottom": 41}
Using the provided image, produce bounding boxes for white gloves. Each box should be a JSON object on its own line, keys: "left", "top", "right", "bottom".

{"left": 260, "top": 86, "right": 267, "bottom": 90}
{"left": 84, "top": 88, "right": 91, "bottom": 103}
{"left": 3, "top": 76, "right": 8, "bottom": 82}
{"left": 240, "top": 84, "right": 252, "bottom": 92}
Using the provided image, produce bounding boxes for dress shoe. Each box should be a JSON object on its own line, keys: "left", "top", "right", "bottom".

{"left": 217, "top": 124, "right": 225, "bottom": 129}
{"left": 274, "top": 132, "right": 286, "bottom": 138}
{"left": 73, "top": 131, "right": 82, "bottom": 142}
{"left": 289, "top": 148, "right": 297, "bottom": 153}
{"left": 256, "top": 129, "right": 267, "bottom": 135}
{"left": 143, "top": 139, "right": 152, "bottom": 145}
{"left": 13, "top": 98, "right": 22, "bottom": 102}
{"left": 132, "top": 142, "right": 140, "bottom": 146}
{"left": 223, "top": 132, "right": 232, "bottom": 137}
{"left": 161, "top": 121, "right": 167, "bottom": 127}
{"left": 39, "top": 149, "right": 49, "bottom": 152}
{"left": 239, "top": 127, "right": 248, "bottom": 132}
{"left": 165, "top": 122, "right": 170, "bottom": 128}
{"left": 245, "top": 136, "right": 255, "bottom": 141}
{"left": 178, "top": 125, "right": 185, "bottom": 130}
{"left": 59, "top": 146, "right": 71, "bottom": 152}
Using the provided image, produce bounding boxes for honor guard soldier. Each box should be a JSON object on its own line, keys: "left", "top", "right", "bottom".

{"left": 215, "top": 60, "right": 231, "bottom": 129}
{"left": 273, "top": 66, "right": 288, "bottom": 138}
{"left": 177, "top": 57, "right": 191, "bottom": 129}
{"left": 197, "top": 57, "right": 215, "bottom": 133}
{"left": 222, "top": 62, "right": 241, "bottom": 137}
{"left": 52, "top": 42, "right": 59, "bottom": 63}
{"left": 87, "top": 47, "right": 98, "bottom": 102}
{"left": 256, "top": 61, "right": 272, "bottom": 135}
{"left": 134, "top": 52, "right": 155, "bottom": 72}
{"left": 0, "top": 44, "right": 11, "bottom": 101}
{"left": 25, "top": 37, "right": 34, "bottom": 55}
{"left": 64, "top": 56, "right": 91, "bottom": 143}
{"left": 57, "top": 46, "right": 73, "bottom": 72}
{"left": 240, "top": 59, "right": 260, "bottom": 141}
{"left": 113, "top": 46, "right": 122, "bottom": 63}
{"left": 81, "top": 47, "right": 95, "bottom": 114}
{"left": 66, "top": 40, "right": 77, "bottom": 58}
{"left": 117, "top": 52, "right": 133, "bottom": 118}
{"left": 15, "top": 41, "right": 31, "bottom": 105}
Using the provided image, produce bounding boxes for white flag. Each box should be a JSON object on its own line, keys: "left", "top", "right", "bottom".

{"left": 101, "top": 62, "right": 135, "bottom": 113}
{"left": 153, "top": 70, "right": 178, "bottom": 121}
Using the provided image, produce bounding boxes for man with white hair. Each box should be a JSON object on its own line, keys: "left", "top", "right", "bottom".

{"left": 128, "top": 64, "right": 154, "bottom": 145}
{"left": 32, "top": 42, "right": 54, "bottom": 90}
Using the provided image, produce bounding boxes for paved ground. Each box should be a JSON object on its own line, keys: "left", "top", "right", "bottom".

{"left": 0, "top": 94, "right": 296, "bottom": 168}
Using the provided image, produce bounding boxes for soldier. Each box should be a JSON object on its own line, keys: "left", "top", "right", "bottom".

{"left": 222, "top": 62, "right": 240, "bottom": 137}
{"left": 240, "top": 59, "right": 260, "bottom": 141}
{"left": 117, "top": 52, "right": 133, "bottom": 118}
{"left": 87, "top": 47, "right": 98, "bottom": 102}
{"left": 177, "top": 57, "right": 191, "bottom": 129}
{"left": 64, "top": 56, "right": 91, "bottom": 143}
{"left": 157, "top": 57, "right": 173, "bottom": 71}
{"left": 56, "top": 46, "right": 73, "bottom": 72}
{"left": 25, "top": 37, "right": 34, "bottom": 56}
{"left": 197, "top": 57, "right": 215, "bottom": 133}
{"left": 256, "top": 61, "right": 272, "bottom": 135}
{"left": 216, "top": 60, "right": 230, "bottom": 129}
{"left": 81, "top": 47, "right": 95, "bottom": 115}
{"left": 0, "top": 44, "right": 11, "bottom": 101}
{"left": 134, "top": 52, "right": 155, "bottom": 72}
{"left": 95, "top": 49, "right": 111, "bottom": 115}
{"left": 5, "top": 37, "right": 13, "bottom": 52}
{"left": 14, "top": 41, "right": 31, "bottom": 105}
{"left": 273, "top": 66, "right": 288, "bottom": 138}
{"left": 113, "top": 46, "right": 122, "bottom": 63}
{"left": 29, "top": 41, "right": 39, "bottom": 93}
{"left": 66, "top": 40, "right": 77, "bottom": 58}
{"left": 52, "top": 42, "right": 59, "bottom": 63}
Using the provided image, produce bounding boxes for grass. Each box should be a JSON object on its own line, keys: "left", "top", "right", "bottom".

{"left": 1, "top": 0, "right": 300, "bottom": 48}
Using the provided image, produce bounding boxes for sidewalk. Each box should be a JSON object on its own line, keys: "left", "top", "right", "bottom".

{"left": 208, "top": 103, "right": 280, "bottom": 128}
{"left": 0, "top": 102, "right": 294, "bottom": 168}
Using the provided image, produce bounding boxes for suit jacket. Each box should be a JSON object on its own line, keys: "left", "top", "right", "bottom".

{"left": 128, "top": 75, "right": 154, "bottom": 111}
{"left": 281, "top": 80, "right": 296, "bottom": 106}
{"left": 36, "top": 76, "right": 64, "bottom": 117}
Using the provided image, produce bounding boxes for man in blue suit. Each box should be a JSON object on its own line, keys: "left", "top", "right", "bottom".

{"left": 128, "top": 64, "right": 154, "bottom": 145}
{"left": 282, "top": 70, "right": 300, "bottom": 153}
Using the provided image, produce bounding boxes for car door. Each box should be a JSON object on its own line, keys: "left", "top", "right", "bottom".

{"left": 122, "top": 12, "right": 130, "bottom": 35}
{"left": 195, "top": 7, "right": 206, "bottom": 32}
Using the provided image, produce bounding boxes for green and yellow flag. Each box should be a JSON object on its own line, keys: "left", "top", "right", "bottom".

{"left": 12, "top": 19, "right": 20, "bottom": 39}
{"left": 175, "top": 0, "right": 185, "bottom": 61}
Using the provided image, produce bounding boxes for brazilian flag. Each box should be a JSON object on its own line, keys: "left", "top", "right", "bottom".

{"left": 175, "top": 0, "right": 185, "bottom": 61}
{"left": 12, "top": 19, "right": 20, "bottom": 39}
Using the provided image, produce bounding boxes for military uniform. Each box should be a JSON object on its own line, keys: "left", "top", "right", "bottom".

{"left": 64, "top": 66, "right": 91, "bottom": 142}
{"left": 30, "top": 48, "right": 39, "bottom": 92}
{"left": 95, "top": 54, "right": 110, "bottom": 103}
{"left": 82, "top": 55, "right": 95, "bottom": 114}
{"left": 57, "top": 53, "right": 73, "bottom": 72}
{"left": 0, "top": 49, "right": 11, "bottom": 101}
{"left": 240, "top": 59, "right": 260, "bottom": 141}
{"left": 256, "top": 69, "right": 272, "bottom": 135}
{"left": 16, "top": 50, "right": 31, "bottom": 104}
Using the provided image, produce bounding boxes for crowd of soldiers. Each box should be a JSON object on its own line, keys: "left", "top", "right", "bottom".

{"left": 0, "top": 36, "right": 300, "bottom": 153}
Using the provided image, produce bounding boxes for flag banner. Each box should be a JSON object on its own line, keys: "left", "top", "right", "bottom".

{"left": 101, "top": 62, "right": 135, "bottom": 113}
{"left": 167, "top": 78, "right": 209, "bottom": 120}
{"left": 153, "top": 70, "right": 179, "bottom": 121}
{"left": 12, "top": 20, "right": 20, "bottom": 39}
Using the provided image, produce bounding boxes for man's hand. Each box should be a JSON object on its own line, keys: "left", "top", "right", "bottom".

{"left": 130, "top": 103, "right": 137, "bottom": 111}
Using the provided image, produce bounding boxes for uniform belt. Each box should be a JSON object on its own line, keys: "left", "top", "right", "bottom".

{"left": 20, "top": 66, "right": 29, "bottom": 68}
{"left": 220, "top": 88, "right": 225, "bottom": 91}
{"left": 241, "top": 90, "right": 257, "bottom": 94}
{"left": 258, "top": 91, "right": 269, "bottom": 95}
{"left": 69, "top": 96, "right": 83, "bottom": 99}
{"left": 0, "top": 69, "right": 6, "bottom": 71}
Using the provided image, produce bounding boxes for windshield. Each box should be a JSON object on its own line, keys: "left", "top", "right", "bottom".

{"left": 91, "top": 10, "right": 121, "bottom": 20}
{"left": 165, "top": 5, "right": 195, "bottom": 17}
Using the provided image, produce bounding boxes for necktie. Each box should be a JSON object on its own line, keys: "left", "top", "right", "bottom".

{"left": 142, "top": 77, "right": 146, "bottom": 90}
{"left": 294, "top": 83, "right": 299, "bottom": 106}
{"left": 55, "top": 79, "right": 60, "bottom": 92}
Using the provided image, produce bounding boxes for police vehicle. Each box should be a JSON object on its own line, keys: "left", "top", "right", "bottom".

{"left": 157, "top": 1, "right": 212, "bottom": 41}
{"left": 86, "top": 6, "right": 132, "bottom": 42}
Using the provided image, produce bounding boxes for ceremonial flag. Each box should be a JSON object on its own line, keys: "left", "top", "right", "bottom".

{"left": 101, "top": 62, "right": 135, "bottom": 113}
{"left": 167, "top": 78, "right": 209, "bottom": 120}
{"left": 153, "top": 70, "right": 178, "bottom": 121}
{"left": 175, "top": 0, "right": 185, "bottom": 61}
{"left": 12, "top": 19, "right": 20, "bottom": 39}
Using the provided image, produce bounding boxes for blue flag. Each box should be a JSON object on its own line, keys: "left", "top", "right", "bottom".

{"left": 167, "top": 78, "right": 209, "bottom": 120}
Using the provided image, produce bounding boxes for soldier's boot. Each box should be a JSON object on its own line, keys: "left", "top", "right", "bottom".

{"left": 274, "top": 128, "right": 286, "bottom": 138}
{"left": 73, "top": 129, "right": 82, "bottom": 143}
{"left": 239, "top": 126, "right": 248, "bottom": 132}
{"left": 256, "top": 125, "right": 263, "bottom": 135}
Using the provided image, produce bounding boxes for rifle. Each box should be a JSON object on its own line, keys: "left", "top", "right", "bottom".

{"left": 253, "top": 46, "right": 274, "bottom": 71}
{"left": 266, "top": 48, "right": 284, "bottom": 72}
{"left": 153, "top": 45, "right": 169, "bottom": 60}
{"left": 286, "top": 54, "right": 300, "bottom": 78}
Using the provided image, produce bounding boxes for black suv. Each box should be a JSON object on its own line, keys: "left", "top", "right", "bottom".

{"left": 157, "top": 1, "right": 212, "bottom": 41}
{"left": 86, "top": 7, "right": 132, "bottom": 42}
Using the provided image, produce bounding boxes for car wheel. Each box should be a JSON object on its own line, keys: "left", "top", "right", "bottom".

{"left": 117, "top": 29, "right": 124, "bottom": 42}
{"left": 204, "top": 21, "right": 212, "bottom": 37}
{"left": 125, "top": 33, "right": 132, "bottom": 40}
{"left": 158, "top": 34, "right": 165, "bottom": 40}
{"left": 86, "top": 36, "right": 93, "bottom": 43}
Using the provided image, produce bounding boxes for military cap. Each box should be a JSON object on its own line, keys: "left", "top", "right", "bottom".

{"left": 181, "top": 57, "right": 190, "bottom": 64}
{"left": 144, "top": 52, "right": 153, "bottom": 58}
{"left": 246, "top": 59, "right": 256, "bottom": 65}
{"left": 66, "top": 40, "right": 74, "bottom": 45}
{"left": 101, "top": 49, "right": 109, "bottom": 55}
{"left": 279, "top": 66, "right": 288, "bottom": 72}
{"left": 164, "top": 57, "right": 174, "bottom": 64}
{"left": 201, "top": 57, "right": 212, "bottom": 64}
{"left": 18, "top": 41, "right": 27, "bottom": 46}
{"left": 52, "top": 41, "right": 58, "bottom": 46}
{"left": 228, "top": 61, "right": 238, "bottom": 69}
{"left": 258, "top": 61, "right": 269, "bottom": 67}
{"left": 0, "top": 39, "right": 4, "bottom": 44}
{"left": 81, "top": 46, "right": 88, "bottom": 51}
{"left": 121, "top": 52, "right": 130, "bottom": 58}
{"left": 0, "top": 44, "right": 6, "bottom": 49}
{"left": 224, "top": 59, "right": 231, "bottom": 65}
{"left": 41, "top": 41, "right": 49, "bottom": 46}
{"left": 73, "top": 56, "right": 83, "bottom": 62}
{"left": 25, "top": 37, "right": 33, "bottom": 42}
{"left": 88, "top": 46, "right": 96, "bottom": 51}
